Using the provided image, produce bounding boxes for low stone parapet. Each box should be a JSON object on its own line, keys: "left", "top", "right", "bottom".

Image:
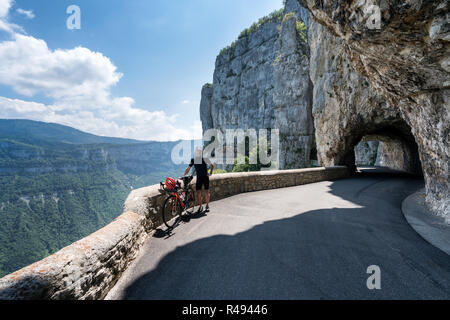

{"left": 0, "top": 166, "right": 349, "bottom": 300}
{"left": 0, "top": 211, "right": 148, "bottom": 300}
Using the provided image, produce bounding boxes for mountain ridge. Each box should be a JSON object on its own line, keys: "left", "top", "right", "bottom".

{"left": 0, "top": 119, "right": 161, "bottom": 147}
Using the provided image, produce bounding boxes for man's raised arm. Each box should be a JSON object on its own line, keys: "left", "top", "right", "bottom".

{"left": 184, "top": 159, "right": 194, "bottom": 176}
{"left": 206, "top": 158, "right": 214, "bottom": 176}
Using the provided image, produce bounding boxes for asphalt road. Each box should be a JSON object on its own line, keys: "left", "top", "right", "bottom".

{"left": 106, "top": 168, "right": 450, "bottom": 300}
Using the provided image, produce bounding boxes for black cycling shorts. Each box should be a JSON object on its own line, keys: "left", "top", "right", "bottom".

{"left": 196, "top": 175, "right": 210, "bottom": 191}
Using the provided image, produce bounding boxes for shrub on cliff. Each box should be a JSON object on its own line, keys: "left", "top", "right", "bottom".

{"left": 219, "top": 8, "right": 284, "bottom": 56}
{"left": 238, "top": 8, "right": 284, "bottom": 40}
{"left": 296, "top": 21, "right": 307, "bottom": 43}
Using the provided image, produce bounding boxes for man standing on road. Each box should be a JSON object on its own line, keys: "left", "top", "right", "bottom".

{"left": 184, "top": 148, "right": 214, "bottom": 213}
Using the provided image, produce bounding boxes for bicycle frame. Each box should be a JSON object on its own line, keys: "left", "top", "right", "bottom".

{"left": 170, "top": 191, "right": 185, "bottom": 213}
{"left": 160, "top": 176, "right": 195, "bottom": 229}
{"left": 160, "top": 176, "right": 193, "bottom": 213}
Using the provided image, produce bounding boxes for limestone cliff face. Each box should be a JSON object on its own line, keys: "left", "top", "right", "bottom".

{"left": 299, "top": 0, "right": 449, "bottom": 216}
{"left": 308, "top": 20, "right": 409, "bottom": 170}
{"left": 273, "top": 14, "right": 315, "bottom": 169}
{"left": 309, "top": 19, "right": 423, "bottom": 175}
{"left": 200, "top": 2, "right": 315, "bottom": 169}
{"left": 200, "top": 84, "right": 214, "bottom": 134}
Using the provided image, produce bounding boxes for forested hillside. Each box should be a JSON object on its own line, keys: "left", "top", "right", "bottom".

{"left": 0, "top": 120, "right": 188, "bottom": 277}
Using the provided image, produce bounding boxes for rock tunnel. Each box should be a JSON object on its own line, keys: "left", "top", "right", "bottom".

{"left": 355, "top": 132, "right": 423, "bottom": 175}
{"left": 316, "top": 109, "right": 423, "bottom": 177}
{"left": 348, "top": 120, "right": 423, "bottom": 175}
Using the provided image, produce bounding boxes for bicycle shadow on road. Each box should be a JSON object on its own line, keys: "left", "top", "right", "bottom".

{"left": 152, "top": 228, "right": 172, "bottom": 239}
{"left": 153, "top": 209, "right": 208, "bottom": 239}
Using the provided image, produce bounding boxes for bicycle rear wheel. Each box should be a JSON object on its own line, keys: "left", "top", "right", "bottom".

{"left": 162, "top": 195, "right": 182, "bottom": 229}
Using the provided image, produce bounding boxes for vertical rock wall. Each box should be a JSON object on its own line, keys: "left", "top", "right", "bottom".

{"left": 200, "top": 2, "right": 315, "bottom": 169}
{"left": 273, "top": 14, "right": 315, "bottom": 168}
{"left": 200, "top": 84, "right": 214, "bottom": 134}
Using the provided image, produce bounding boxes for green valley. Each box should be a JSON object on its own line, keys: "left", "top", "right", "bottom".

{"left": 0, "top": 119, "right": 188, "bottom": 277}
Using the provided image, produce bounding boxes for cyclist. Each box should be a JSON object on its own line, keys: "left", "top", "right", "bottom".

{"left": 184, "top": 148, "right": 214, "bottom": 213}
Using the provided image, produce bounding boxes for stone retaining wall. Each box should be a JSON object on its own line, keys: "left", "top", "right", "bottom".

{"left": 0, "top": 166, "right": 348, "bottom": 300}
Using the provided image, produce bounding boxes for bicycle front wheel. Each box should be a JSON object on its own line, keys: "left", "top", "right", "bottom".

{"left": 162, "top": 195, "right": 182, "bottom": 229}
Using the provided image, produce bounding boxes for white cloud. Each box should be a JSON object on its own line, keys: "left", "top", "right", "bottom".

{"left": 16, "top": 8, "right": 34, "bottom": 19}
{"left": 0, "top": 34, "right": 122, "bottom": 102}
{"left": 0, "top": 2, "right": 202, "bottom": 142}
{"left": 0, "top": 0, "right": 12, "bottom": 18}
{"left": 0, "top": 96, "right": 49, "bottom": 116}
{"left": 0, "top": 0, "right": 23, "bottom": 33}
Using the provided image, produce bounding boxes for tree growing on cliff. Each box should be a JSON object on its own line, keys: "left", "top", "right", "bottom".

{"left": 232, "top": 136, "right": 274, "bottom": 173}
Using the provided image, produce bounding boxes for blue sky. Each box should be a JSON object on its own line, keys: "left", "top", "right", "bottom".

{"left": 0, "top": 0, "right": 283, "bottom": 141}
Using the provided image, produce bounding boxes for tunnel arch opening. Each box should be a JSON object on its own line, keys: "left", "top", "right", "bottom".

{"left": 339, "top": 120, "right": 423, "bottom": 177}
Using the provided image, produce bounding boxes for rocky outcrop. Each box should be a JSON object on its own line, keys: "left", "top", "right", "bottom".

{"left": 285, "top": 0, "right": 311, "bottom": 27}
{"left": 299, "top": 0, "right": 448, "bottom": 216}
{"left": 200, "top": 84, "right": 214, "bottom": 134}
{"left": 200, "top": 1, "right": 315, "bottom": 169}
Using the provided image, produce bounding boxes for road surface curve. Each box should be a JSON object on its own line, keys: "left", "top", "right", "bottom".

{"left": 106, "top": 168, "right": 450, "bottom": 300}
